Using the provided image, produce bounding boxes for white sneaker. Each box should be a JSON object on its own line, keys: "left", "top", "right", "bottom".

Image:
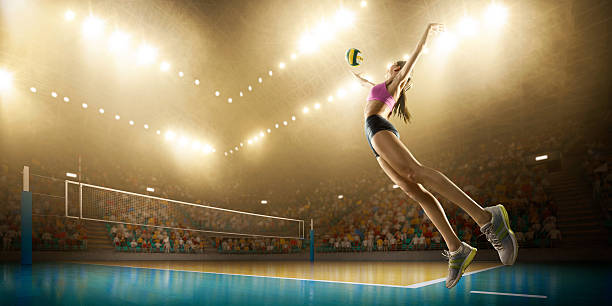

{"left": 443, "top": 242, "right": 477, "bottom": 289}
{"left": 481, "top": 204, "right": 518, "bottom": 265}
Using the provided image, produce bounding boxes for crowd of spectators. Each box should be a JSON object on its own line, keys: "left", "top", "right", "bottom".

{"left": 317, "top": 130, "right": 566, "bottom": 252}
{"left": 2, "top": 117, "right": 605, "bottom": 255}
{"left": 215, "top": 237, "right": 302, "bottom": 254}
{"left": 583, "top": 140, "right": 611, "bottom": 220}
{"left": 108, "top": 223, "right": 208, "bottom": 253}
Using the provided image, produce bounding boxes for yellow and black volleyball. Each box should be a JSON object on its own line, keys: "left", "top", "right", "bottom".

{"left": 346, "top": 48, "right": 363, "bottom": 66}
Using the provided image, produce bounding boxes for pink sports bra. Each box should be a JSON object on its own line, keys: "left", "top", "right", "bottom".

{"left": 367, "top": 82, "right": 396, "bottom": 110}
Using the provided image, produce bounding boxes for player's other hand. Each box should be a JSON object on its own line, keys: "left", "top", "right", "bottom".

{"left": 428, "top": 23, "right": 445, "bottom": 34}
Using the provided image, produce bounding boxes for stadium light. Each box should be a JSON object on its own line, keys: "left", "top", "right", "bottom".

{"left": 228, "top": 98, "right": 233, "bottom": 103}
{"left": 485, "top": 3, "right": 508, "bottom": 27}
{"left": 108, "top": 30, "right": 130, "bottom": 53}
{"left": 179, "top": 136, "right": 189, "bottom": 146}
{"left": 535, "top": 155, "right": 548, "bottom": 161}
{"left": 144, "top": 124, "right": 149, "bottom": 129}
{"left": 192, "top": 141, "right": 201, "bottom": 150}
{"left": 129, "top": 120, "right": 134, "bottom": 125}
{"left": 115, "top": 115, "right": 120, "bottom": 120}
{"left": 457, "top": 17, "right": 478, "bottom": 36}
{"left": 156, "top": 130, "right": 161, "bottom": 135}
{"left": 361, "top": 1, "right": 367, "bottom": 8}
{"left": 215, "top": 91, "right": 220, "bottom": 96}
{"left": 337, "top": 88, "right": 347, "bottom": 98}
{"left": 290, "top": 53, "right": 297, "bottom": 60}
{"left": 99, "top": 108, "right": 104, "bottom": 114}
{"left": 261, "top": 200, "right": 268, "bottom": 204}
{"left": 51, "top": 92, "right": 58, "bottom": 98}
{"left": 81, "top": 103, "right": 88, "bottom": 109}
{"left": 303, "top": 107, "right": 309, "bottom": 114}
{"left": 254, "top": 136, "right": 259, "bottom": 142}
{"left": 235, "top": 146, "right": 238, "bottom": 151}
{"left": 248, "top": 85, "right": 252, "bottom": 91}
{"left": 436, "top": 32, "right": 457, "bottom": 52}
{"left": 248, "top": 139, "right": 253, "bottom": 144}
{"left": 313, "top": 20, "right": 334, "bottom": 43}
{"left": 0, "top": 69, "right": 13, "bottom": 92}
{"left": 334, "top": 9, "right": 355, "bottom": 28}
{"left": 291, "top": 116, "right": 296, "bottom": 121}
{"left": 298, "top": 32, "right": 318, "bottom": 54}
{"left": 314, "top": 103, "right": 321, "bottom": 110}
{"left": 30, "top": 87, "right": 37, "bottom": 93}
{"left": 275, "top": 123, "right": 279, "bottom": 128}
{"left": 239, "top": 91, "right": 243, "bottom": 97}
{"left": 160, "top": 61, "right": 171, "bottom": 71}
{"left": 136, "top": 43, "right": 157, "bottom": 65}
{"left": 82, "top": 16, "right": 105, "bottom": 38}
{"left": 194, "top": 79, "right": 200, "bottom": 85}
{"left": 64, "top": 10, "right": 76, "bottom": 21}
{"left": 258, "top": 77, "right": 263, "bottom": 83}
{"left": 338, "top": 195, "right": 344, "bottom": 199}
{"left": 403, "top": 54, "right": 410, "bottom": 60}
{"left": 422, "top": 47, "right": 429, "bottom": 54}
{"left": 279, "top": 62, "right": 286, "bottom": 69}
{"left": 283, "top": 121, "right": 288, "bottom": 126}
{"left": 392, "top": 184, "right": 400, "bottom": 189}
{"left": 66, "top": 172, "right": 77, "bottom": 178}
{"left": 165, "top": 131, "right": 175, "bottom": 141}
{"left": 64, "top": 97, "right": 70, "bottom": 102}
{"left": 268, "top": 70, "right": 273, "bottom": 76}
{"left": 240, "top": 142, "right": 243, "bottom": 147}
{"left": 259, "top": 131, "right": 265, "bottom": 137}
{"left": 267, "top": 129, "right": 271, "bottom": 133}
{"left": 146, "top": 187, "right": 154, "bottom": 192}
{"left": 224, "top": 152, "right": 228, "bottom": 156}
{"left": 327, "top": 96, "right": 334, "bottom": 102}
{"left": 178, "top": 71, "right": 184, "bottom": 77}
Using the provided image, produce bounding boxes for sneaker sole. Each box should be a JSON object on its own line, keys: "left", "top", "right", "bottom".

{"left": 447, "top": 246, "right": 477, "bottom": 289}
{"left": 496, "top": 204, "right": 518, "bottom": 265}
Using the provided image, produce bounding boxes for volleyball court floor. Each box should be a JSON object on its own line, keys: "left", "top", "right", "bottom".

{"left": 1, "top": 260, "right": 609, "bottom": 305}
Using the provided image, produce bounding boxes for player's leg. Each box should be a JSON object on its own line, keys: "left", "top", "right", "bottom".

{"left": 372, "top": 131, "right": 517, "bottom": 265}
{"left": 376, "top": 157, "right": 461, "bottom": 251}
{"left": 377, "top": 157, "right": 477, "bottom": 288}
{"left": 372, "top": 131, "right": 491, "bottom": 226}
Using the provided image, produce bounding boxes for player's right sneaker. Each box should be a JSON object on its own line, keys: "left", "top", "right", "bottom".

{"left": 481, "top": 204, "right": 518, "bottom": 265}
{"left": 443, "top": 242, "right": 477, "bottom": 289}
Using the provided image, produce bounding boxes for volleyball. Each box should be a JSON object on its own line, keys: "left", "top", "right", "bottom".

{"left": 346, "top": 48, "right": 364, "bottom": 66}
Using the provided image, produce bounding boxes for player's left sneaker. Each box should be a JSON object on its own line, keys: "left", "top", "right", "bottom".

{"left": 444, "top": 242, "right": 477, "bottom": 289}
{"left": 481, "top": 204, "right": 518, "bottom": 265}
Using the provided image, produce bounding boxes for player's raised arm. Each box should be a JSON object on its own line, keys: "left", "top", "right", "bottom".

{"left": 392, "top": 23, "right": 444, "bottom": 89}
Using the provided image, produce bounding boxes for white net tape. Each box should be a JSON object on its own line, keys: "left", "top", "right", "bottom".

{"left": 65, "top": 181, "right": 304, "bottom": 239}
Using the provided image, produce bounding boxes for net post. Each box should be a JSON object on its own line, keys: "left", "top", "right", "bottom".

{"left": 79, "top": 183, "right": 83, "bottom": 218}
{"left": 64, "top": 180, "right": 68, "bottom": 217}
{"left": 21, "top": 166, "right": 32, "bottom": 265}
{"left": 309, "top": 219, "right": 314, "bottom": 263}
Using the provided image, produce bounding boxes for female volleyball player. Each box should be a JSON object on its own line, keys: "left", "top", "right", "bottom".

{"left": 352, "top": 23, "right": 518, "bottom": 289}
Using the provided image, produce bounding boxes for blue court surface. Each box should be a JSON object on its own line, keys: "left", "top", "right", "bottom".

{"left": 1, "top": 262, "right": 610, "bottom": 305}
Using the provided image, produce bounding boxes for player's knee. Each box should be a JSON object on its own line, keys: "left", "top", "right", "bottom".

{"left": 396, "top": 164, "right": 417, "bottom": 182}
{"left": 399, "top": 164, "right": 426, "bottom": 184}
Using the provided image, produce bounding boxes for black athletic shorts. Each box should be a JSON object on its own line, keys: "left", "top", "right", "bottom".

{"left": 364, "top": 114, "right": 399, "bottom": 158}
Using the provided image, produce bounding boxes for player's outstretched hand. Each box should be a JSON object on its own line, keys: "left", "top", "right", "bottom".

{"left": 428, "top": 23, "right": 445, "bottom": 34}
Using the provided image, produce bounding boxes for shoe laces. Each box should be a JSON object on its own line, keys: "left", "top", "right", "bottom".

{"left": 482, "top": 225, "right": 503, "bottom": 250}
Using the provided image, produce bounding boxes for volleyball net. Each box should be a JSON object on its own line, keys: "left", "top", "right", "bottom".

{"left": 64, "top": 181, "right": 305, "bottom": 239}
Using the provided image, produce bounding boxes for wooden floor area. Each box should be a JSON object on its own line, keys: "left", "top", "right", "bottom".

{"left": 79, "top": 260, "right": 501, "bottom": 287}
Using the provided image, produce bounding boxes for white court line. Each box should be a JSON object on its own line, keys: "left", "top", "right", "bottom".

{"left": 470, "top": 291, "right": 547, "bottom": 299}
{"left": 76, "top": 262, "right": 501, "bottom": 289}
{"left": 406, "top": 265, "right": 503, "bottom": 288}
